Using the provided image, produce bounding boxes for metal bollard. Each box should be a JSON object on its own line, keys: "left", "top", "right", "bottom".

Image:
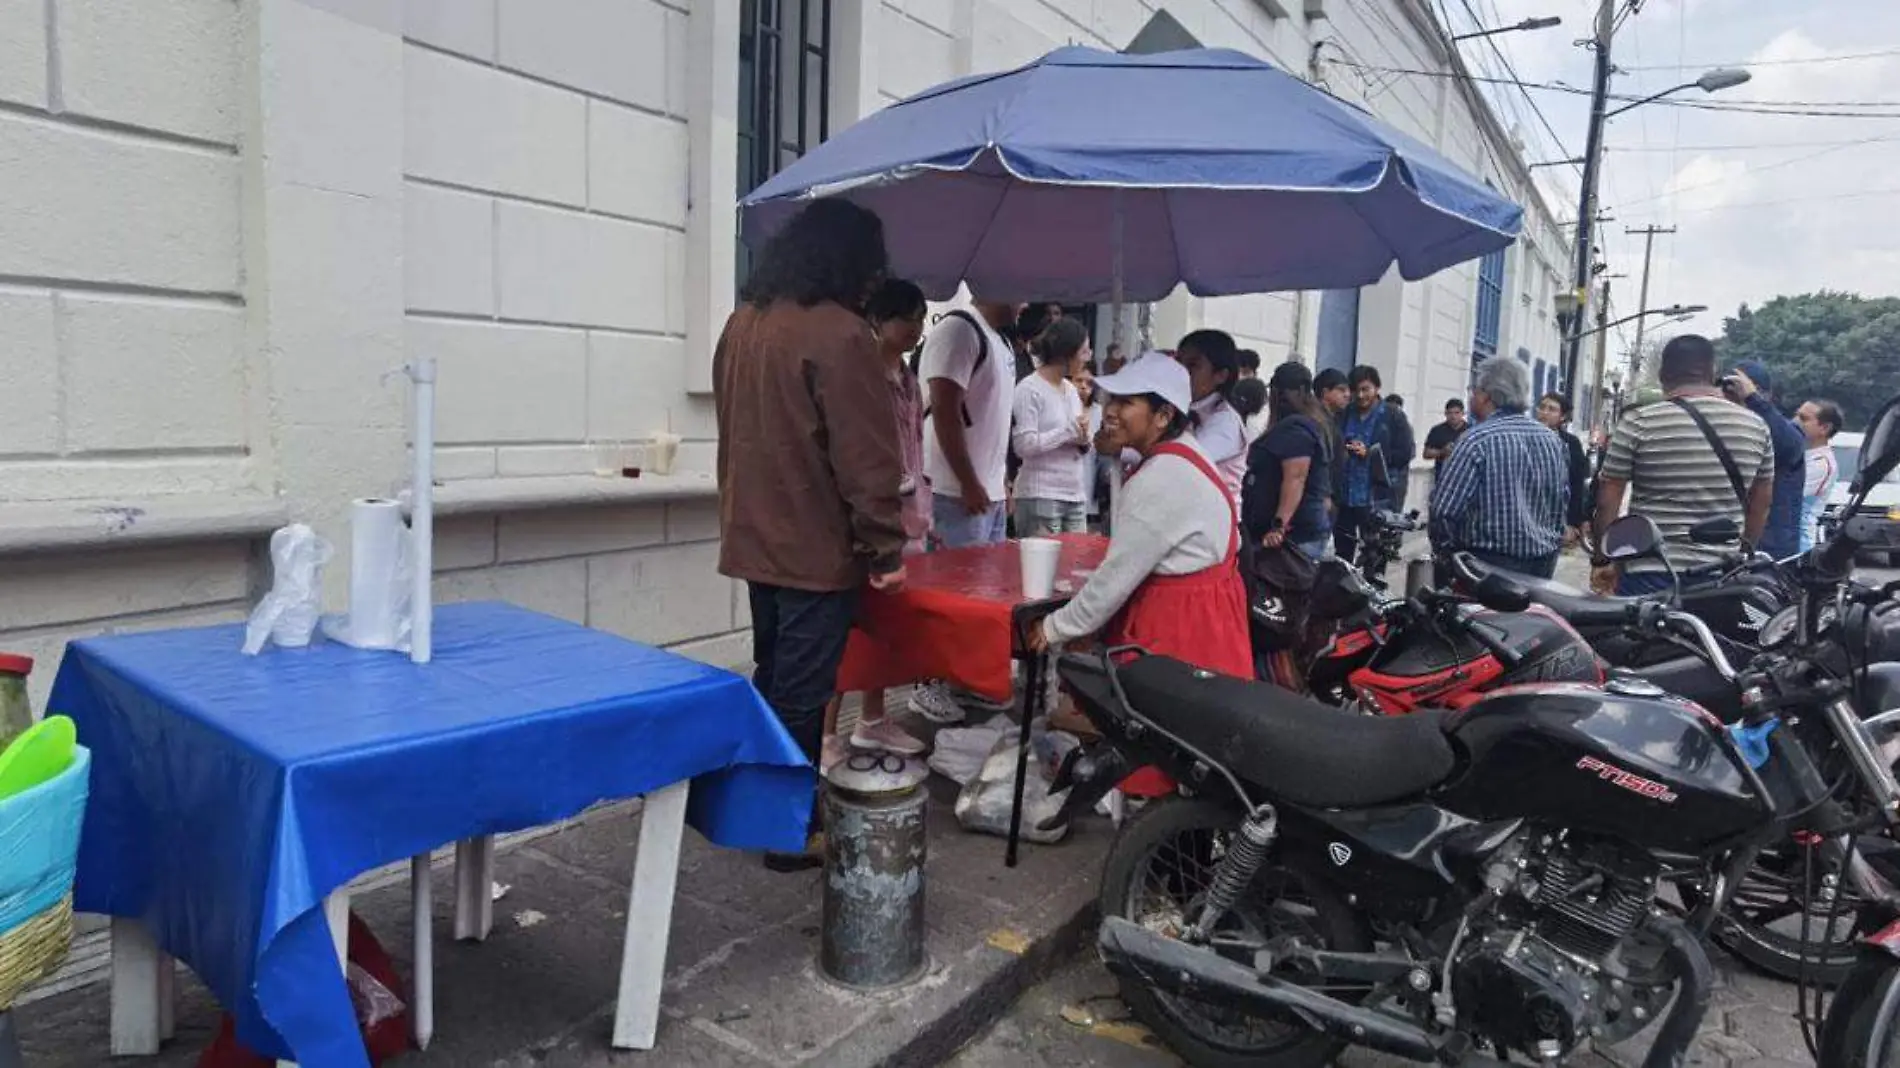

{"left": 1405, "top": 556, "right": 1435, "bottom": 597}
{"left": 820, "top": 753, "right": 930, "bottom": 989}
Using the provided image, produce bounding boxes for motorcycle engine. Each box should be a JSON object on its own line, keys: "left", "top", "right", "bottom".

{"left": 1451, "top": 831, "right": 1661, "bottom": 1062}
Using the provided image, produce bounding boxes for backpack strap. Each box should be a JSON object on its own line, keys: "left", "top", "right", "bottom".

{"left": 921, "top": 309, "right": 991, "bottom": 428}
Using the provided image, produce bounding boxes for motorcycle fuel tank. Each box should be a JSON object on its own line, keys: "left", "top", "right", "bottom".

{"left": 1435, "top": 684, "right": 1770, "bottom": 853}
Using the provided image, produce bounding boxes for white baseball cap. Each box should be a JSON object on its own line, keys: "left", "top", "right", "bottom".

{"left": 1093, "top": 354, "right": 1193, "bottom": 416}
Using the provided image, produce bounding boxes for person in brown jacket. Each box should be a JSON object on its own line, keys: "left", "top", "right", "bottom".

{"left": 715, "top": 199, "right": 909, "bottom": 871}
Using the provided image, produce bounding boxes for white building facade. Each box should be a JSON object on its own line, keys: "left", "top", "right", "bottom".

{"left": 0, "top": 0, "right": 1576, "bottom": 702}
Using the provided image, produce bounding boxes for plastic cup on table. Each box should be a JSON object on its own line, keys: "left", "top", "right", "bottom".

{"left": 1019, "top": 538, "right": 1062, "bottom": 600}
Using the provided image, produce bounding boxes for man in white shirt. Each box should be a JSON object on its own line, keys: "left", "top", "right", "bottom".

{"left": 911, "top": 299, "right": 1024, "bottom": 725}
{"left": 1796, "top": 398, "right": 1843, "bottom": 551}
{"left": 921, "top": 301, "right": 1023, "bottom": 548}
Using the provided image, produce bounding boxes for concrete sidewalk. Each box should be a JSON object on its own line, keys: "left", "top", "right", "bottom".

{"left": 15, "top": 775, "right": 1109, "bottom": 1068}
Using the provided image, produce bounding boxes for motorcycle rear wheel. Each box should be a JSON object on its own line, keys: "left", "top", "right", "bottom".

{"left": 1819, "top": 955, "right": 1900, "bottom": 1067}
{"left": 1099, "top": 797, "right": 1374, "bottom": 1068}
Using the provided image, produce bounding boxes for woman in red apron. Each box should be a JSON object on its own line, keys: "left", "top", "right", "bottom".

{"left": 1027, "top": 354, "right": 1253, "bottom": 798}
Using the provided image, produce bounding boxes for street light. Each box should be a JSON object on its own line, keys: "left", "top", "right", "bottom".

{"left": 1452, "top": 15, "right": 1562, "bottom": 41}
{"left": 1607, "top": 67, "right": 1752, "bottom": 118}
{"left": 1571, "top": 303, "right": 1707, "bottom": 341}
{"left": 1530, "top": 157, "right": 1586, "bottom": 169}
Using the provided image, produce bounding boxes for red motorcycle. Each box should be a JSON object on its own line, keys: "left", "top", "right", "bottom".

{"left": 1286, "top": 552, "right": 1606, "bottom": 715}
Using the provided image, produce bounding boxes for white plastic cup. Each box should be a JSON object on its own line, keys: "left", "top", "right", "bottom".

{"left": 648, "top": 431, "right": 682, "bottom": 476}
{"left": 1019, "top": 537, "right": 1062, "bottom": 600}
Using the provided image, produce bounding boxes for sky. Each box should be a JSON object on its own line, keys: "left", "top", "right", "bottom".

{"left": 1427, "top": 0, "right": 1900, "bottom": 364}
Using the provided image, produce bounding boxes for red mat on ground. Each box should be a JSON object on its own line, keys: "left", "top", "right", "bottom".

{"left": 836, "top": 534, "right": 1109, "bottom": 703}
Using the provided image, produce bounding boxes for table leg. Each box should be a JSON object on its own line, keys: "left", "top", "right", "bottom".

{"left": 453, "top": 835, "right": 495, "bottom": 941}
{"left": 611, "top": 780, "right": 689, "bottom": 1050}
{"left": 411, "top": 854, "right": 435, "bottom": 1049}
{"left": 1005, "top": 652, "right": 1046, "bottom": 868}
{"left": 276, "top": 891, "right": 351, "bottom": 1068}
{"left": 109, "top": 918, "right": 172, "bottom": 1055}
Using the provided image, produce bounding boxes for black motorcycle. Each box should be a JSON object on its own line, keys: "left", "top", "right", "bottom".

{"left": 1040, "top": 400, "right": 1900, "bottom": 1068}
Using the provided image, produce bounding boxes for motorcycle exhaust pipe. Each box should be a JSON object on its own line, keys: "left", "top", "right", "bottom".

{"left": 1098, "top": 917, "right": 1458, "bottom": 1063}
{"left": 1637, "top": 914, "right": 1714, "bottom": 1068}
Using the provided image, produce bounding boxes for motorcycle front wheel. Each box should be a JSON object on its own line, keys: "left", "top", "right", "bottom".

{"left": 1098, "top": 797, "right": 1373, "bottom": 1068}
{"left": 1819, "top": 954, "right": 1900, "bottom": 1067}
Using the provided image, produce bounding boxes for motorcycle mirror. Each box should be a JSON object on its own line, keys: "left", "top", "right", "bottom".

{"left": 1854, "top": 394, "right": 1900, "bottom": 493}
{"left": 1472, "top": 571, "right": 1533, "bottom": 613}
{"left": 1601, "top": 515, "right": 1665, "bottom": 561}
{"left": 1685, "top": 516, "right": 1740, "bottom": 546}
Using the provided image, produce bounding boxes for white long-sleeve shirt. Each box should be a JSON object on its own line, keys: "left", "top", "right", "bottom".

{"left": 1192, "top": 394, "right": 1248, "bottom": 503}
{"left": 1044, "top": 433, "right": 1231, "bottom": 645}
{"left": 1012, "top": 374, "right": 1088, "bottom": 502}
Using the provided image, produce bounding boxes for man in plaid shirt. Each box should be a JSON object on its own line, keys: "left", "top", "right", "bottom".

{"left": 1428, "top": 357, "right": 1570, "bottom": 579}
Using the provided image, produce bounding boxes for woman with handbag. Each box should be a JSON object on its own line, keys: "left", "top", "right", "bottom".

{"left": 1023, "top": 357, "right": 1251, "bottom": 682}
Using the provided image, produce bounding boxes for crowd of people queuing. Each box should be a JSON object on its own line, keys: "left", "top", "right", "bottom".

{"left": 714, "top": 200, "right": 1846, "bottom": 870}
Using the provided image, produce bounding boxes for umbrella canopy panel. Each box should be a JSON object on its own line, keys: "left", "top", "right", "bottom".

{"left": 741, "top": 46, "right": 1524, "bottom": 302}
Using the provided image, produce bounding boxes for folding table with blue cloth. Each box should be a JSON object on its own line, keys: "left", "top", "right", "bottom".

{"left": 49, "top": 602, "right": 815, "bottom": 1067}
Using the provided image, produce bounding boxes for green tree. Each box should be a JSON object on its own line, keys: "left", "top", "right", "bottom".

{"left": 1716, "top": 291, "right": 1900, "bottom": 429}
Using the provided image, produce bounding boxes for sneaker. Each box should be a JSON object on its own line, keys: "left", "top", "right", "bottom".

{"left": 957, "top": 686, "right": 1015, "bottom": 714}
{"left": 850, "top": 717, "right": 928, "bottom": 756}
{"left": 908, "top": 681, "right": 967, "bottom": 725}
{"left": 820, "top": 734, "right": 850, "bottom": 773}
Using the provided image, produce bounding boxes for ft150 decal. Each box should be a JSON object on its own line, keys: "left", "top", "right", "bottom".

{"left": 1575, "top": 755, "right": 1679, "bottom": 803}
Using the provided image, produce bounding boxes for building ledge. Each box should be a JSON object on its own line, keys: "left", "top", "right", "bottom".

{"left": 0, "top": 495, "right": 289, "bottom": 556}
{"left": 408, "top": 473, "right": 719, "bottom": 517}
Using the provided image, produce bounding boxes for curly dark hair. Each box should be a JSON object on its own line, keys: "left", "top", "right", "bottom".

{"left": 740, "top": 199, "right": 889, "bottom": 311}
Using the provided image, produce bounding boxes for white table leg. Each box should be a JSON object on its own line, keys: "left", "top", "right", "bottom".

{"left": 411, "top": 854, "right": 435, "bottom": 1049}
{"left": 611, "top": 781, "right": 689, "bottom": 1050}
{"left": 277, "top": 891, "right": 351, "bottom": 1068}
{"left": 453, "top": 836, "right": 494, "bottom": 942}
{"left": 110, "top": 918, "right": 172, "bottom": 1055}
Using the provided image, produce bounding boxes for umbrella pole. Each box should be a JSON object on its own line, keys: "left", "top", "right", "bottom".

{"left": 1107, "top": 189, "right": 1125, "bottom": 515}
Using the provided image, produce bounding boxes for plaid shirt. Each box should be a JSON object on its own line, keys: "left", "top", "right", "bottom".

{"left": 1427, "top": 409, "right": 1569, "bottom": 560}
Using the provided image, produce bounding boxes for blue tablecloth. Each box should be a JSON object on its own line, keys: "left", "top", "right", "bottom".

{"left": 50, "top": 601, "right": 810, "bottom": 1067}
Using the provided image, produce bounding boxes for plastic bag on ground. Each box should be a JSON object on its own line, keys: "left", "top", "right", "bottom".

{"left": 953, "top": 725, "right": 1080, "bottom": 845}
{"left": 242, "top": 525, "right": 334, "bottom": 656}
{"left": 927, "top": 717, "right": 1013, "bottom": 786}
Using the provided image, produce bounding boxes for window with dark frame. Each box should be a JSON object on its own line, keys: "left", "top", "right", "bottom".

{"left": 737, "top": 0, "right": 833, "bottom": 290}
{"left": 1470, "top": 246, "right": 1505, "bottom": 383}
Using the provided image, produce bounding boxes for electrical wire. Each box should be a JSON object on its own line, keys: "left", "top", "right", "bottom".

{"left": 1617, "top": 184, "right": 1900, "bottom": 218}
{"left": 1612, "top": 138, "right": 1892, "bottom": 210}
{"left": 1327, "top": 62, "right": 1900, "bottom": 118}
{"left": 1622, "top": 47, "right": 1900, "bottom": 72}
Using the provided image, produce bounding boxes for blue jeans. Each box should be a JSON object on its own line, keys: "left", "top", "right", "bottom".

{"left": 933, "top": 493, "right": 1008, "bottom": 548}
{"left": 1296, "top": 537, "right": 1332, "bottom": 561}
{"left": 1014, "top": 498, "right": 1088, "bottom": 536}
{"left": 747, "top": 583, "right": 860, "bottom": 767}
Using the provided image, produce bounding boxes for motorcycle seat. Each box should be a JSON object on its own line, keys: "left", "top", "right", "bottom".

{"left": 1116, "top": 655, "right": 1456, "bottom": 810}
{"left": 1458, "top": 558, "right": 1646, "bottom": 628}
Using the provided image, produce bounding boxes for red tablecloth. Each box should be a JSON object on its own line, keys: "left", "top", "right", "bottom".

{"left": 836, "top": 534, "right": 1110, "bottom": 703}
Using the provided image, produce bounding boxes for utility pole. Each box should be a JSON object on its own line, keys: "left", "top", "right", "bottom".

{"left": 1589, "top": 278, "right": 1612, "bottom": 436}
{"left": 1562, "top": 0, "right": 1615, "bottom": 412}
{"left": 1625, "top": 224, "right": 1676, "bottom": 384}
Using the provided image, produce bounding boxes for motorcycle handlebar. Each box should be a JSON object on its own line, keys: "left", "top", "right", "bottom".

{"left": 1631, "top": 603, "right": 1741, "bottom": 682}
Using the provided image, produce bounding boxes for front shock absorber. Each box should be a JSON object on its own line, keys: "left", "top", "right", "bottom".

{"left": 1191, "top": 805, "right": 1278, "bottom": 940}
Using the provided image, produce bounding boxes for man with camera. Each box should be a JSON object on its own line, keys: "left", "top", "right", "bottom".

{"left": 1722, "top": 360, "right": 1807, "bottom": 560}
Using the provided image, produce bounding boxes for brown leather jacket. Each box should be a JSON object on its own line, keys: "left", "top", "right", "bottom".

{"left": 715, "top": 300, "right": 908, "bottom": 591}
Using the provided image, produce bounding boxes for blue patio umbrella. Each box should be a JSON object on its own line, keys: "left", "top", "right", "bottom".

{"left": 740, "top": 46, "right": 1523, "bottom": 303}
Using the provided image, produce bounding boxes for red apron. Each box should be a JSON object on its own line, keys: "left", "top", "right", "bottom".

{"left": 1106, "top": 441, "right": 1254, "bottom": 796}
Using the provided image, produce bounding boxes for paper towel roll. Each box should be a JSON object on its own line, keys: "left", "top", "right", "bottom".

{"left": 338, "top": 497, "right": 408, "bottom": 650}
